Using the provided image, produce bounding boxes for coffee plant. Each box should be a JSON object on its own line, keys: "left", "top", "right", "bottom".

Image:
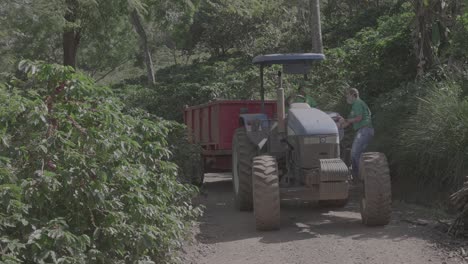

{"left": 0, "top": 61, "right": 201, "bottom": 263}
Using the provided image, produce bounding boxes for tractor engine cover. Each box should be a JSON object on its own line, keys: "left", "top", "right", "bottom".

{"left": 286, "top": 104, "right": 340, "bottom": 169}
{"left": 287, "top": 105, "right": 338, "bottom": 136}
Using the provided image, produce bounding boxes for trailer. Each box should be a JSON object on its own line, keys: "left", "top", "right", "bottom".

{"left": 184, "top": 100, "right": 277, "bottom": 173}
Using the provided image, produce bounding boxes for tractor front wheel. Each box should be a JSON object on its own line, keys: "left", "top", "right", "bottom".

{"left": 252, "top": 155, "right": 280, "bottom": 231}
{"left": 359, "top": 152, "right": 392, "bottom": 226}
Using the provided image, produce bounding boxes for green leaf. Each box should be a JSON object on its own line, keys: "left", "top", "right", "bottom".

{"left": 39, "top": 145, "right": 47, "bottom": 154}
{"left": 93, "top": 228, "right": 101, "bottom": 239}
{"left": 28, "top": 229, "right": 43, "bottom": 245}
{"left": 47, "top": 228, "right": 64, "bottom": 240}
{"left": 0, "top": 156, "right": 10, "bottom": 163}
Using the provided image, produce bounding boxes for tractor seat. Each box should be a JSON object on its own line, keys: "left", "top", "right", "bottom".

{"left": 290, "top": 103, "right": 311, "bottom": 109}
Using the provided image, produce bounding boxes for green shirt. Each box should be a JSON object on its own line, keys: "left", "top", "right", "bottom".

{"left": 285, "top": 94, "right": 317, "bottom": 113}
{"left": 349, "top": 98, "right": 372, "bottom": 131}
{"left": 296, "top": 95, "right": 317, "bottom": 108}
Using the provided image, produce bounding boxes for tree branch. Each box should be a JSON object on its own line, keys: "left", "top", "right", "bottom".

{"left": 95, "top": 57, "right": 132, "bottom": 83}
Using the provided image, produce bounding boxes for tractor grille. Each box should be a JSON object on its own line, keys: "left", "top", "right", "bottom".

{"left": 319, "top": 159, "right": 349, "bottom": 182}
{"left": 297, "top": 136, "right": 339, "bottom": 169}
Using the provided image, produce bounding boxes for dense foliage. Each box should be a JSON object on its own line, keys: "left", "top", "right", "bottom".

{"left": 2, "top": 0, "right": 468, "bottom": 260}
{"left": 115, "top": 56, "right": 268, "bottom": 121}
{"left": 0, "top": 62, "right": 200, "bottom": 263}
{"left": 397, "top": 78, "right": 468, "bottom": 186}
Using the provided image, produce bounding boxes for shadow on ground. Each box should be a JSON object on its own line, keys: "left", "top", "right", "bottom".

{"left": 195, "top": 173, "right": 441, "bottom": 245}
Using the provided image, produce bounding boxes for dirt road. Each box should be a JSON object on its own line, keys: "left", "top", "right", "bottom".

{"left": 182, "top": 173, "right": 464, "bottom": 264}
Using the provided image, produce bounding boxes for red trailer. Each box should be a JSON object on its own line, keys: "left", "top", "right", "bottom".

{"left": 184, "top": 100, "right": 277, "bottom": 173}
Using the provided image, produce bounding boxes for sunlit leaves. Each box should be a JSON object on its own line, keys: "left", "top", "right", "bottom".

{"left": 0, "top": 62, "right": 200, "bottom": 263}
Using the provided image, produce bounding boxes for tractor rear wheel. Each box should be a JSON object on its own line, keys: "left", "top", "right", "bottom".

{"left": 359, "top": 152, "right": 392, "bottom": 226}
{"left": 232, "top": 128, "right": 256, "bottom": 211}
{"left": 252, "top": 155, "right": 280, "bottom": 231}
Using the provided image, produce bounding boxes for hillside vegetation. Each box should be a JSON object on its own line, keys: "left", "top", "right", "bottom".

{"left": 1, "top": 0, "right": 468, "bottom": 262}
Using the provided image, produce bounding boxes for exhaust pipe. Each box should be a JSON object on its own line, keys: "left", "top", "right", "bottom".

{"left": 277, "top": 71, "right": 285, "bottom": 133}
{"left": 310, "top": 0, "right": 323, "bottom": 53}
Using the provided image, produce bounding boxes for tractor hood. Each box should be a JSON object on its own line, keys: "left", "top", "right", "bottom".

{"left": 287, "top": 106, "right": 338, "bottom": 136}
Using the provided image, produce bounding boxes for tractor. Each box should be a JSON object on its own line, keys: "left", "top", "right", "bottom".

{"left": 231, "top": 53, "right": 392, "bottom": 230}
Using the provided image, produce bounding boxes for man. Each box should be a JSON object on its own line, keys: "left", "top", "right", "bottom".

{"left": 341, "top": 88, "right": 374, "bottom": 181}
{"left": 297, "top": 86, "right": 318, "bottom": 108}
{"left": 285, "top": 86, "right": 317, "bottom": 113}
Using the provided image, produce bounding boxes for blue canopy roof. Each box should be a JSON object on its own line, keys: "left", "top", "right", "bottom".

{"left": 252, "top": 53, "right": 325, "bottom": 65}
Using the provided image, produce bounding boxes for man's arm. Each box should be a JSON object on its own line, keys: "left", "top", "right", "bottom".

{"left": 346, "top": 115, "right": 362, "bottom": 126}
{"left": 340, "top": 115, "right": 362, "bottom": 128}
{"left": 341, "top": 103, "right": 364, "bottom": 128}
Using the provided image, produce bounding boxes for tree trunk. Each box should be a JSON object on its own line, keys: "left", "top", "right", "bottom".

{"left": 63, "top": 31, "right": 80, "bottom": 68}
{"left": 130, "top": 10, "right": 156, "bottom": 85}
{"left": 413, "top": 0, "right": 434, "bottom": 77}
{"left": 310, "top": 0, "right": 323, "bottom": 54}
{"left": 63, "top": 0, "right": 80, "bottom": 68}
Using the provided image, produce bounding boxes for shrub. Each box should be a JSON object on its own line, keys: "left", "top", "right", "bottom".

{"left": 393, "top": 77, "right": 468, "bottom": 190}
{"left": 0, "top": 61, "right": 201, "bottom": 263}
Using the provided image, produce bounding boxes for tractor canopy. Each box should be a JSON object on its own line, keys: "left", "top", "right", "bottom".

{"left": 253, "top": 53, "right": 325, "bottom": 75}
{"left": 252, "top": 53, "right": 325, "bottom": 65}
{"left": 252, "top": 53, "right": 326, "bottom": 116}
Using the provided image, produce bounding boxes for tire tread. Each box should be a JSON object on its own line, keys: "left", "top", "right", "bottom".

{"left": 360, "top": 152, "right": 392, "bottom": 226}
{"left": 252, "top": 155, "right": 280, "bottom": 231}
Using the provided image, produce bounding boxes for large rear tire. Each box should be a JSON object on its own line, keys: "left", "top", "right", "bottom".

{"left": 252, "top": 155, "right": 280, "bottom": 231}
{"left": 359, "top": 152, "right": 392, "bottom": 226}
{"left": 232, "top": 128, "right": 256, "bottom": 211}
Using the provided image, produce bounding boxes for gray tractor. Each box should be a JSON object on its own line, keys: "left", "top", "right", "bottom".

{"left": 232, "top": 53, "right": 391, "bottom": 230}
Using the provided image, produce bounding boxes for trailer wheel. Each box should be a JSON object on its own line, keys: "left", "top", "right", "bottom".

{"left": 252, "top": 155, "right": 280, "bottom": 231}
{"left": 232, "top": 128, "right": 256, "bottom": 211}
{"left": 360, "top": 152, "right": 392, "bottom": 226}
